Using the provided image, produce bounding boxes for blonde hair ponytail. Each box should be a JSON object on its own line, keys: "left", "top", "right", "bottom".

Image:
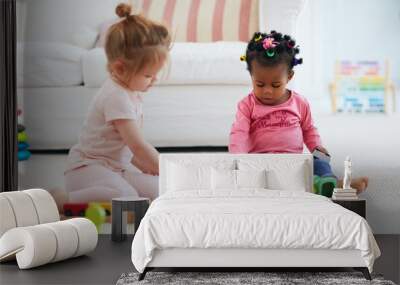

{"left": 105, "top": 3, "right": 171, "bottom": 75}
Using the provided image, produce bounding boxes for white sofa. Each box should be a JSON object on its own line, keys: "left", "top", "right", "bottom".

{"left": 0, "top": 189, "right": 98, "bottom": 269}
{"left": 17, "top": 0, "right": 306, "bottom": 149}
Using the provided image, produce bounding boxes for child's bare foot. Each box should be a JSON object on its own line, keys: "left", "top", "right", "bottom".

{"left": 351, "top": 177, "right": 369, "bottom": 194}
{"left": 338, "top": 177, "right": 369, "bottom": 194}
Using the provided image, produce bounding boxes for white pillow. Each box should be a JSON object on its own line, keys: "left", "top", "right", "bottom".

{"left": 238, "top": 159, "right": 309, "bottom": 191}
{"left": 166, "top": 160, "right": 236, "bottom": 192}
{"left": 167, "top": 163, "right": 210, "bottom": 191}
{"left": 71, "top": 26, "right": 98, "bottom": 50}
{"left": 267, "top": 162, "right": 307, "bottom": 191}
{"left": 211, "top": 168, "right": 236, "bottom": 190}
{"left": 211, "top": 169, "right": 268, "bottom": 190}
{"left": 237, "top": 169, "right": 267, "bottom": 189}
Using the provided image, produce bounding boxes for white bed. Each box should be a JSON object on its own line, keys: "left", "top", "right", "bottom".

{"left": 131, "top": 154, "right": 380, "bottom": 280}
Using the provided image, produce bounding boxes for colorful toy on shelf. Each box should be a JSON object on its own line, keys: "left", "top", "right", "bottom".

{"left": 17, "top": 109, "right": 31, "bottom": 161}
{"left": 313, "top": 175, "right": 337, "bottom": 198}
{"left": 18, "top": 142, "right": 31, "bottom": 161}
{"left": 17, "top": 150, "right": 31, "bottom": 161}
{"left": 17, "top": 131, "right": 28, "bottom": 143}
{"left": 330, "top": 60, "right": 396, "bottom": 114}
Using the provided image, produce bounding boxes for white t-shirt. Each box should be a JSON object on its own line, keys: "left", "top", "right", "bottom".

{"left": 66, "top": 78, "right": 143, "bottom": 172}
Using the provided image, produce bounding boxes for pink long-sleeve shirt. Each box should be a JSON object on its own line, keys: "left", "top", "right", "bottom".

{"left": 229, "top": 91, "right": 322, "bottom": 154}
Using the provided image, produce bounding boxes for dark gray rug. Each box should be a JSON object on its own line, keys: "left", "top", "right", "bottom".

{"left": 116, "top": 271, "right": 396, "bottom": 285}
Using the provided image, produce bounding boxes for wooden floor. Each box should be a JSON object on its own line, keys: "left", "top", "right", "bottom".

{"left": 0, "top": 235, "right": 399, "bottom": 285}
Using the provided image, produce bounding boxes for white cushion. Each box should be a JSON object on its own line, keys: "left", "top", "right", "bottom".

{"left": 167, "top": 163, "right": 211, "bottom": 191}
{"left": 42, "top": 221, "right": 79, "bottom": 262}
{"left": 0, "top": 189, "right": 97, "bottom": 269}
{"left": 236, "top": 169, "right": 268, "bottom": 189}
{"left": 211, "top": 169, "right": 268, "bottom": 191}
{"left": 166, "top": 160, "right": 235, "bottom": 192}
{"left": 82, "top": 42, "right": 251, "bottom": 88}
{"left": 65, "top": 218, "right": 98, "bottom": 257}
{"left": 71, "top": 26, "right": 98, "bottom": 50}
{"left": 0, "top": 218, "right": 97, "bottom": 269}
{"left": 211, "top": 168, "right": 236, "bottom": 190}
{"left": 81, "top": 47, "right": 107, "bottom": 87}
{"left": 0, "top": 196, "right": 17, "bottom": 237}
{"left": 238, "top": 158, "right": 309, "bottom": 192}
{"left": 1, "top": 191, "right": 39, "bottom": 227}
{"left": 0, "top": 226, "right": 57, "bottom": 268}
{"left": 23, "top": 189, "right": 60, "bottom": 224}
{"left": 266, "top": 162, "right": 308, "bottom": 191}
{"left": 17, "top": 42, "right": 84, "bottom": 88}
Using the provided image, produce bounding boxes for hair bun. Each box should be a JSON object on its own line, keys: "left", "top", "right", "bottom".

{"left": 116, "top": 3, "right": 132, "bottom": 18}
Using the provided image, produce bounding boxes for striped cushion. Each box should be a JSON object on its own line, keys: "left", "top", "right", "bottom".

{"left": 131, "top": 0, "right": 259, "bottom": 42}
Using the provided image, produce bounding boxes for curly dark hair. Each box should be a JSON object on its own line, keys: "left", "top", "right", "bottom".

{"left": 242, "top": 31, "right": 303, "bottom": 73}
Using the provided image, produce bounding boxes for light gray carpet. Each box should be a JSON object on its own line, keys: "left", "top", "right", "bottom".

{"left": 116, "top": 271, "right": 396, "bottom": 285}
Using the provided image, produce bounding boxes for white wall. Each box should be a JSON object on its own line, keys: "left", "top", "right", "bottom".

{"left": 295, "top": 0, "right": 400, "bottom": 114}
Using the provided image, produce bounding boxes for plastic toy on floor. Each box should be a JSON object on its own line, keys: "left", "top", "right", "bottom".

{"left": 63, "top": 202, "right": 108, "bottom": 232}
{"left": 313, "top": 175, "right": 337, "bottom": 197}
{"left": 85, "top": 203, "right": 106, "bottom": 232}
{"left": 63, "top": 202, "right": 112, "bottom": 217}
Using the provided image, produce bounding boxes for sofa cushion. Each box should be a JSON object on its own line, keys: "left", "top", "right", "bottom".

{"left": 82, "top": 42, "right": 251, "bottom": 87}
{"left": 131, "top": 0, "right": 259, "bottom": 42}
{"left": 17, "top": 42, "right": 85, "bottom": 88}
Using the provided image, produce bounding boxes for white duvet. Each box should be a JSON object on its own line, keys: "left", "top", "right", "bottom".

{"left": 131, "top": 190, "right": 380, "bottom": 273}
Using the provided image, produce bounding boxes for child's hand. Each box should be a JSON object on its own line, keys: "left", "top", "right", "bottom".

{"left": 132, "top": 156, "right": 159, "bottom": 176}
{"left": 113, "top": 119, "right": 159, "bottom": 176}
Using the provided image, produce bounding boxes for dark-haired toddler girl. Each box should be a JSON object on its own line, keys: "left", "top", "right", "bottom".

{"left": 229, "top": 31, "right": 368, "bottom": 194}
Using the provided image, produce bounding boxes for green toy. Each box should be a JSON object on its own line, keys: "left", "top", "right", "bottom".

{"left": 17, "top": 131, "right": 28, "bottom": 143}
{"left": 85, "top": 202, "right": 106, "bottom": 232}
{"left": 313, "top": 175, "right": 337, "bottom": 198}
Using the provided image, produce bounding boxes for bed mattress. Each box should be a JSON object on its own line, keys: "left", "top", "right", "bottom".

{"left": 131, "top": 190, "right": 380, "bottom": 273}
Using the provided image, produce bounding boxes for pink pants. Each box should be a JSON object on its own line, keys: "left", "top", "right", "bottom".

{"left": 65, "top": 164, "right": 158, "bottom": 203}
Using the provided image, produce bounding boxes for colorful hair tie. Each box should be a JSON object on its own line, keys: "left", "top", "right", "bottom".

{"left": 262, "top": 37, "right": 278, "bottom": 49}
{"left": 266, "top": 49, "right": 275, "bottom": 57}
{"left": 292, "top": 57, "right": 303, "bottom": 66}
{"left": 287, "top": 40, "right": 295, "bottom": 49}
{"left": 254, "top": 34, "right": 263, "bottom": 42}
{"left": 240, "top": 55, "right": 246, "bottom": 61}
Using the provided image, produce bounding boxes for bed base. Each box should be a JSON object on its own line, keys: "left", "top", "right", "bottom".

{"left": 138, "top": 248, "right": 372, "bottom": 281}
{"left": 138, "top": 267, "right": 371, "bottom": 281}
